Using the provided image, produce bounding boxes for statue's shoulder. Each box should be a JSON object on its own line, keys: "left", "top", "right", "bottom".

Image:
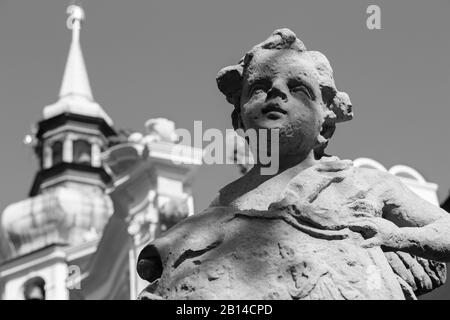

{"left": 348, "top": 160, "right": 407, "bottom": 188}
{"left": 315, "top": 156, "right": 398, "bottom": 176}
{"left": 309, "top": 156, "right": 404, "bottom": 189}
{"left": 313, "top": 156, "right": 353, "bottom": 173}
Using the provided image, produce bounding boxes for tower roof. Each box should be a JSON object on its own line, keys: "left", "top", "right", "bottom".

{"left": 43, "top": 5, "right": 113, "bottom": 126}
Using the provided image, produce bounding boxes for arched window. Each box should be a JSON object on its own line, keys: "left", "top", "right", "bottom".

{"left": 51, "top": 141, "right": 63, "bottom": 165}
{"left": 73, "top": 140, "right": 91, "bottom": 165}
{"left": 23, "top": 276, "right": 46, "bottom": 300}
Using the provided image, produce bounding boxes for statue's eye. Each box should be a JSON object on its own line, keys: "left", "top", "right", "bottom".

{"left": 290, "top": 84, "right": 312, "bottom": 99}
{"left": 289, "top": 80, "right": 315, "bottom": 100}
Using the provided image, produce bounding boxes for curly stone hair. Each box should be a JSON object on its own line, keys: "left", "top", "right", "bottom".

{"left": 216, "top": 28, "right": 353, "bottom": 158}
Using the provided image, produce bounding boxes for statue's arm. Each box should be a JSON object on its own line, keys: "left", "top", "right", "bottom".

{"left": 383, "top": 216, "right": 450, "bottom": 262}
{"left": 380, "top": 173, "right": 448, "bottom": 228}
{"left": 351, "top": 171, "right": 450, "bottom": 262}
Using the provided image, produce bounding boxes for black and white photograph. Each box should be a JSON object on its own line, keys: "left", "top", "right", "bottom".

{"left": 0, "top": 0, "right": 449, "bottom": 307}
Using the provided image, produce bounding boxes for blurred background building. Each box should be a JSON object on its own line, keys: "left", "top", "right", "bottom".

{"left": 0, "top": 5, "right": 202, "bottom": 300}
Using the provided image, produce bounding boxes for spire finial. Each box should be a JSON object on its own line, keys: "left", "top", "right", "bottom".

{"left": 66, "top": 4, "right": 85, "bottom": 32}
{"left": 59, "top": 3, "right": 93, "bottom": 100}
{"left": 43, "top": 3, "right": 113, "bottom": 125}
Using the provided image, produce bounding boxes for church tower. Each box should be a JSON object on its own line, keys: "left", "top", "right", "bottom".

{"left": 0, "top": 5, "right": 116, "bottom": 299}
{"left": 31, "top": 4, "right": 115, "bottom": 195}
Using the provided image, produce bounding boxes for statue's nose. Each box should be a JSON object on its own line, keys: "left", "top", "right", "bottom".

{"left": 266, "top": 82, "right": 287, "bottom": 101}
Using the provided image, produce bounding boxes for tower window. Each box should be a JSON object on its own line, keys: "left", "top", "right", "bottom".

{"left": 51, "top": 141, "right": 63, "bottom": 165}
{"left": 23, "top": 276, "right": 46, "bottom": 300}
{"left": 73, "top": 140, "right": 91, "bottom": 165}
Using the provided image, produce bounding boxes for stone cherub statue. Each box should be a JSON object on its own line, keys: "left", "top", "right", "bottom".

{"left": 137, "top": 29, "right": 448, "bottom": 300}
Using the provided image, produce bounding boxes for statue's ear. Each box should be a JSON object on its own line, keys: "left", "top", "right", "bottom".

{"left": 216, "top": 64, "right": 243, "bottom": 105}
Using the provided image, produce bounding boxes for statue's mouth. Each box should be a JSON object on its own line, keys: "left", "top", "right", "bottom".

{"left": 262, "top": 103, "right": 287, "bottom": 120}
{"left": 262, "top": 103, "right": 287, "bottom": 115}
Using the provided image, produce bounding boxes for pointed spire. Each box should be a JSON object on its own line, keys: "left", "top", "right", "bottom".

{"left": 43, "top": 4, "right": 113, "bottom": 125}
{"left": 59, "top": 4, "right": 93, "bottom": 100}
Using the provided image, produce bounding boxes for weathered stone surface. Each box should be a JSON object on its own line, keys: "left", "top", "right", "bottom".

{"left": 138, "top": 157, "right": 447, "bottom": 300}
{"left": 137, "top": 28, "right": 449, "bottom": 300}
{"left": 139, "top": 159, "right": 403, "bottom": 299}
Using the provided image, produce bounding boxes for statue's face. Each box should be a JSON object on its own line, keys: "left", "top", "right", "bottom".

{"left": 239, "top": 51, "right": 325, "bottom": 156}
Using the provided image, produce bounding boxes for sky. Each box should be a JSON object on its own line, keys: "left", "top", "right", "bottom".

{"left": 0, "top": 0, "right": 449, "bottom": 298}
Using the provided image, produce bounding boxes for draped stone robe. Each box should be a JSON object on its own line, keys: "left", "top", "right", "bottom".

{"left": 137, "top": 158, "right": 445, "bottom": 300}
